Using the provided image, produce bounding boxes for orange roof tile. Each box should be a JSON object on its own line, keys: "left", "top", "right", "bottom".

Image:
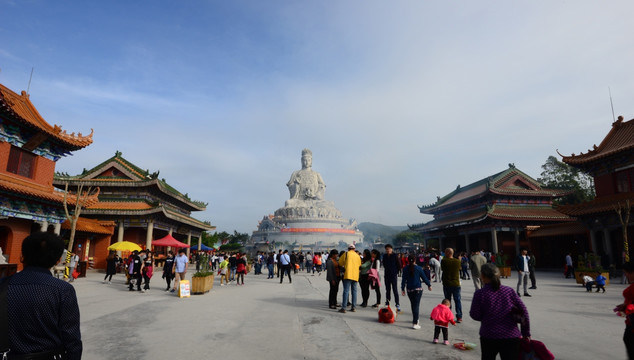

{"left": 0, "top": 83, "right": 93, "bottom": 149}
{"left": 0, "top": 172, "right": 98, "bottom": 206}
{"left": 561, "top": 116, "right": 634, "bottom": 165}
{"left": 61, "top": 217, "right": 115, "bottom": 235}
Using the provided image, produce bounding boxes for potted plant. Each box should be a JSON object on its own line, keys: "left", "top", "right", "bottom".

{"left": 191, "top": 253, "right": 214, "bottom": 294}
{"left": 494, "top": 252, "right": 511, "bottom": 278}
{"left": 575, "top": 253, "right": 610, "bottom": 286}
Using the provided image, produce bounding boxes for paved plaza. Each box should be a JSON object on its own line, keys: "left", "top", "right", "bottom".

{"left": 76, "top": 267, "right": 627, "bottom": 359}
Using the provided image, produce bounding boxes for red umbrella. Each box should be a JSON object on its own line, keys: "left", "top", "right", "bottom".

{"left": 152, "top": 234, "right": 190, "bottom": 248}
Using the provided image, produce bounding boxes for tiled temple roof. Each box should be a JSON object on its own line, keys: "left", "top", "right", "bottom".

{"left": 557, "top": 192, "right": 634, "bottom": 216}
{"left": 0, "top": 173, "right": 98, "bottom": 206}
{"left": 560, "top": 116, "right": 634, "bottom": 165}
{"left": 488, "top": 205, "right": 573, "bottom": 221}
{"left": 61, "top": 217, "right": 115, "bottom": 235}
{"left": 419, "top": 165, "right": 569, "bottom": 214}
{"left": 81, "top": 201, "right": 214, "bottom": 231}
{"left": 54, "top": 151, "right": 207, "bottom": 211}
{"left": 412, "top": 205, "right": 573, "bottom": 232}
{"left": 0, "top": 83, "right": 93, "bottom": 150}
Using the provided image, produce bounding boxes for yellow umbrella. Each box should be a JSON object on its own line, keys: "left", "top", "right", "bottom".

{"left": 108, "top": 241, "right": 142, "bottom": 252}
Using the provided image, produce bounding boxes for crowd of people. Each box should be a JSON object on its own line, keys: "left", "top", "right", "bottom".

{"left": 11, "top": 231, "right": 626, "bottom": 359}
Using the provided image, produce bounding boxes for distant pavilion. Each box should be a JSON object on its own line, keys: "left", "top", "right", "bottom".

{"left": 410, "top": 165, "right": 572, "bottom": 260}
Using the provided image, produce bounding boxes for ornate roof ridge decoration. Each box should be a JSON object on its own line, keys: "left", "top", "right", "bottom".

{"left": 419, "top": 165, "right": 561, "bottom": 213}
{"left": 559, "top": 115, "right": 634, "bottom": 165}
{"left": 54, "top": 151, "right": 207, "bottom": 210}
{"left": 0, "top": 83, "right": 93, "bottom": 149}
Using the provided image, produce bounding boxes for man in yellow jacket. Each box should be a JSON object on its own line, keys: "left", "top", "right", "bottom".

{"left": 338, "top": 244, "right": 361, "bottom": 313}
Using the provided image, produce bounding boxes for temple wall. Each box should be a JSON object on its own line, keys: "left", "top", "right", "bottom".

{"left": 0, "top": 142, "right": 9, "bottom": 171}
{"left": 0, "top": 142, "right": 57, "bottom": 188}
{"left": 122, "top": 228, "right": 146, "bottom": 247}
{"left": 594, "top": 173, "right": 614, "bottom": 197}
{"left": 92, "top": 234, "right": 113, "bottom": 269}
{"left": 34, "top": 156, "right": 56, "bottom": 187}
{"left": 0, "top": 217, "right": 32, "bottom": 271}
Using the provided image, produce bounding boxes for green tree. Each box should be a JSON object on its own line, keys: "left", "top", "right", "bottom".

{"left": 229, "top": 230, "right": 249, "bottom": 245}
{"left": 537, "top": 155, "right": 595, "bottom": 205}
{"left": 394, "top": 230, "right": 425, "bottom": 246}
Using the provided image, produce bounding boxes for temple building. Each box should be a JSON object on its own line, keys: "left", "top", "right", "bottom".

{"left": 0, "top": 83, "right": 96, "bottom": 271}
{"left": 410, "top": 165, "right": 572, "bottom": 261}
{"left": 529, "top": 116, "right": 634, "bottom": 268}
{"left": 251, "top": 149, "right": 363, "bottom": 250}
{"left": 53, "top": 151, "right": 214, "bottom": 267}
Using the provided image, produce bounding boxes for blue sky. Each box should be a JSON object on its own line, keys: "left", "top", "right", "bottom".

{"left": 2, "top": 1, "right": 634, "bottom": 233}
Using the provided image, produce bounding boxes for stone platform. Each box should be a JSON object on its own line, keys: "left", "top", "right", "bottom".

{"left": 76, "top": 267, "right": 627, "bottom": 359}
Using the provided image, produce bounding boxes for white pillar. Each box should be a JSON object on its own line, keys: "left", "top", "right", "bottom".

{"left": 197, "top": 233, "right": 203, "bottom": 252}
{"left": 491, "top": 228, "right": 499, "bottom": 254}
{"left": 117, "top": 222, "right": 124, "bottom": 242}
{"left": 54, "top": 223, "right": 61, "bottom": 235}
{"left": 40, "top": 220, "right": 49, "bottom": 232}
{"left": 146, "top": 220, "right": 154, "bottom": 250}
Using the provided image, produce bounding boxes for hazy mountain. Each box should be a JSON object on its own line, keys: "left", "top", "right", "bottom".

{"left": 358, "top": 222, "right": 408, "bottom": 244}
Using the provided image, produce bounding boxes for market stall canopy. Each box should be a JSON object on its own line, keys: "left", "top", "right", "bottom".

{"left": 190, "top": 244, "right": 214, "bottom": 251}
{"left": 108, "top": 241, "right": 142, "bottom": 252}
{"left": 152, "top": 234, "right": 190, "bottom": 248}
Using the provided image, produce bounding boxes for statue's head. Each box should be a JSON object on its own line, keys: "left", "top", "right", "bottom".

{"left": 301, "top": 148, "right": 312, "bottom": 169}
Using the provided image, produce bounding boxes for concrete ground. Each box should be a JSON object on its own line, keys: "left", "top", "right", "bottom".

{"left": 75, "top": 267, "right": 628, "bottom": 360}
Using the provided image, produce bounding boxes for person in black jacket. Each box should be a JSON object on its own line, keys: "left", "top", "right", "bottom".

{"left": 163, "top": 251, "right": 175, "bottom": 291}
{"left": 4, "top": 232, "right": 82, "bottom": 359}
{"left": 382, "top": 244, "right": 402, "bottom": 312}
{"left": 128, "top": 250, "right": 143, "bottom": 292}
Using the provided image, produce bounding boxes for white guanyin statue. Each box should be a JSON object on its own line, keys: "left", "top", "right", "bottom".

{"left": 286, "top": 148, "right": 326, "bottom": 201}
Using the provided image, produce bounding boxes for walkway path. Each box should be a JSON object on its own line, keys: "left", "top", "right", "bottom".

{"left": 76, "top": 267, "right": 627, "bottom": 359}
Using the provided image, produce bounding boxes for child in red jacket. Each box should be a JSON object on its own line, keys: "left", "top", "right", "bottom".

{"left": 430, "top": 299, "right": 456, "bottom": 345}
